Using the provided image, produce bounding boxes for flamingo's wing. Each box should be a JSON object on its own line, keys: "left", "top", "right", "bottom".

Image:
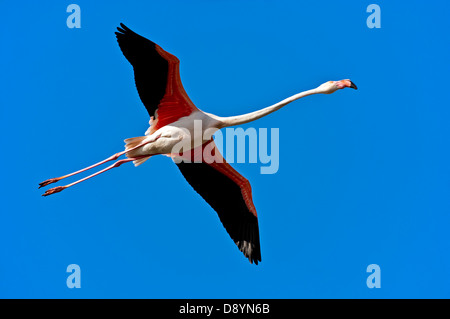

{"left": 174, "top": 141, "right": 262, "bottom": 264}
{"left": 115, "top": 23, "right": 198, "bottom": 131}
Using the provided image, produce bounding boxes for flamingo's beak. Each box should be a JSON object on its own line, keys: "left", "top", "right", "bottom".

{"left": 338, "top": 79, "right": 358, "bottom": 90}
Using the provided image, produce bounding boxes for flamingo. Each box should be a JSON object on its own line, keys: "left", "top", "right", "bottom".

{"left": 39, "top": 23, "right": 357, "bottom": 264}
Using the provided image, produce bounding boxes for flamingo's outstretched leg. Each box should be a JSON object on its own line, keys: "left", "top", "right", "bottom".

{"left": 38, "top": 152, "right": 123, "bottom": 189}
{"left": 38, "top": 134, "right": 161, "bottom": 188}
{"left": 42, "top": 155, "right": 150, "bottom": 196}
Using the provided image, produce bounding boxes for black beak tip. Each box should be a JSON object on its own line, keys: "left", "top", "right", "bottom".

{"left": 350, "top": 81, "right": 358, "bottom": 90}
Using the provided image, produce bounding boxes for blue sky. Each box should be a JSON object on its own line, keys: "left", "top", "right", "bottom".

{"left": 1, "top": 1, "right": 449, "bottom": 298}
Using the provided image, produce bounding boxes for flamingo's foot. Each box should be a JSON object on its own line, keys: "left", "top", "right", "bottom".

{"left": 39, "top": 177, "right": 62, "bottom": 189}
{"left": 42, "top": 186, "right": 67, "bottom": 197}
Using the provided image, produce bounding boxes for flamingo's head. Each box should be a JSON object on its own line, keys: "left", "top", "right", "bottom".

{"left": 317, "top": 79, "right": 358, "bottom": 94}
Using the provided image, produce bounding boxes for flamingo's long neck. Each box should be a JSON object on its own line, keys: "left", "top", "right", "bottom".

{"left": 218, "top": 88, "right": 319, "bottom": 127}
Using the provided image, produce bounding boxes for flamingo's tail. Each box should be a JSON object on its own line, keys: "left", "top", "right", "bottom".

{"left": 124, "top": 136, "right": 151, "bottom": 166}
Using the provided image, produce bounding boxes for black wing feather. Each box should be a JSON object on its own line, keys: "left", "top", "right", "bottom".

{"left": 176, "top": 162, "right": 262, "bottom": 265}
{"left": 115, "top": 23, "right": 168, "bottom": 118}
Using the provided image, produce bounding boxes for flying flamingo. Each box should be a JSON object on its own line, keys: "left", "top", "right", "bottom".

{"left": 39, "top": 24, "right": 357, "bottom": 264}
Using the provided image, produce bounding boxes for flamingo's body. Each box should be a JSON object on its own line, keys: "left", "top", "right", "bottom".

{"left": 40, "top": 24, "right": 357, "bottom": 264}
